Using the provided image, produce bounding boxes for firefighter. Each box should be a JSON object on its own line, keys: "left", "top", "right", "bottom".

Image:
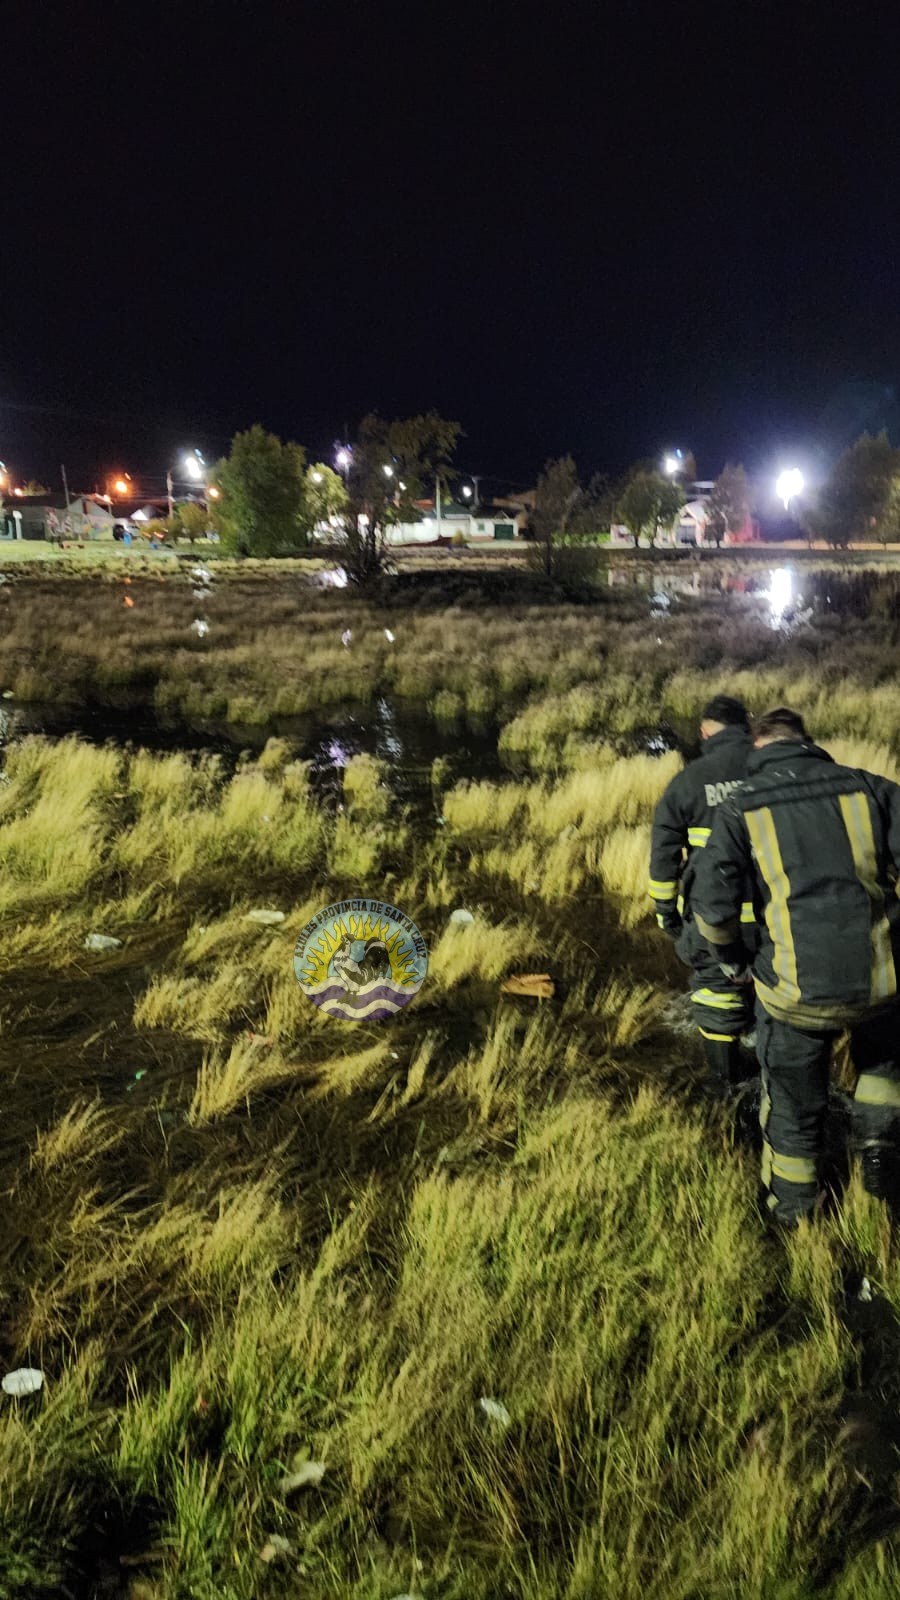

{"left": 693, "top": 706, "right": 900, "bottom": 1225}
{"left": 649, "top": 694, "right": 757, "bottom": 1096}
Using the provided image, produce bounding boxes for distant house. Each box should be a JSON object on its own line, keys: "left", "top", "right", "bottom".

{"left": 1, "top": 493, "right": 117, "bottom": 541}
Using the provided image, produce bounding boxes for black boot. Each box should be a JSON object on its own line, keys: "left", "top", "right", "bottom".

{"left": 701, "top": 1035, "right": 746, "bottom": 1100}
{"left": 860, "top": 1142, "right": 900, "bottom": 1211}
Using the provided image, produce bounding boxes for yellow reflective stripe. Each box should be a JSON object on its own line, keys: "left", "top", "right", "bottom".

{"left": 761, "top": 1137, "right": 773, "bottom": 1188}
{"left": 694, "top": 911, "right": 741, "bottom": 945}
{"left": 838, "top": 791, "right": 897, "bottom": 1006}
{"left": 648, "top": 878, "right": 678, "bottom": 899}
{"left": 746, "top": 806, "right": 799, "bottom": 1001}
{"left": 740, "top": 901, "right": 755, "bottom": 924}
{"left": 855, "top": 1072, "right": 900, "bottom": 1109}
{"left": 699, "top": 1028, "right": 739, "bottom": 1041}
{"left": 688, "top": 827, "right": 711, "bottom": 848}
{"left": 691, "top": 988, "right": 746, "bottom": 1009}
{"left": 755, "top": 980, "right": 859, "bottom": 1029}
{"left": 770, "top": 1151, "right": 818, "bottom": 1184}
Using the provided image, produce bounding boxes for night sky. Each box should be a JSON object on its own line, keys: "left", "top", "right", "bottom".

{"left": 4, "top": 2, "right": 900, "bottom": 498}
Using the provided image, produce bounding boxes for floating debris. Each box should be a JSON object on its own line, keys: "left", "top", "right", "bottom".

{"left": 244, "top": 909, "right": 286, "bottom": 926}
{"left": 85, "top": 933, "right": 123, "bottom": 952}
{"left": 478, "top": 1396, "right": 511, "bottom": 1427}
{"left": 2, "top": 1368, "right": 44, "bottom": 1397}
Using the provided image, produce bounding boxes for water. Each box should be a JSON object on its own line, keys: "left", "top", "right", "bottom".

{"left": 0, "top": 695, "right": 504, "bottom": 815}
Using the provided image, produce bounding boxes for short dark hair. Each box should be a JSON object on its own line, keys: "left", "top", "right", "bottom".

{"left": 701, "top": 694, "right": 750, "bottom": 729}
{"left": 752, "top": 706, "right": 809, "bottom": 743}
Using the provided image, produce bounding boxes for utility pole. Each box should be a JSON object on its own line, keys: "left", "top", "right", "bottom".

{"left": 435, "top": 472, "right": 442, "bottom": 539}
{"left": 472, "top": 474, "right": 482, "bottom": 511}
{"left": 166, "top": 469, "right": 174, "bottom": 520}
{"left": 61, "top": 463, "right": 70, "bottom": 510}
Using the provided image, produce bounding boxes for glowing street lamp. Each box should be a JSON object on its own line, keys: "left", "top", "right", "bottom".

{"left": 113, "top": 477, "right": 129, "bottom": 496}
{"left": 207, "top": 485, "right": 220, "bottom": 500}
{"left": 461, "top": 484, "right": 473, "bottom": 500}
{"left": 776, "top": 467, "right": 804, "bottom": 511}
{"left": 663, "top": 450, "right": 685, "bottom": 477}
{"left": 335, "top": 446, "right": 352, "bottom": 475}
{"left": 183, "top": 450, "right": 205, "bottom": 483}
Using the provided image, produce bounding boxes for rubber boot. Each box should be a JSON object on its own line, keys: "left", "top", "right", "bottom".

{"left": 859, "top": 1140, "right": 900, "bottom": 1214}
{"left": 700, "top": 1034, "right": 744, "bottom": 1101}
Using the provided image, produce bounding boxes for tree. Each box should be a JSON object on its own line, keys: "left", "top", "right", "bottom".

{"left": 615, "top": 468, "right": 685, "bottom": 547}
{"left": 805, "top": 432, "right": 900, "bottom": 548}
{"left": 304, "top": 464, "right": 347, "bottom": 534}
{"left": 174, "top": 501, "right": 210, "bottom": 547}
{"left": 210, "top": 425, "right": 308, "bottom": 557}
{"left": 531, "top": 456, "right": 583, "bottom": 577}
{"left": 706, "top": 463, "right": 751, "bottom": 548}
{"left": 21, "top": 480, "right": 50, "bottom": 497}
{"left": 337, "top": 411, "right": 461, "bottom": 585}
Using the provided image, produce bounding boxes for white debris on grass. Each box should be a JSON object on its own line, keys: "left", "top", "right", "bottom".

{"left": 85, "top": 933, "right": 123, "bottom": 952}
{"left": 277, "top": 1459, "right": 326, "bottom": 1494}
{"left": 259, "top": 1535, "right": 293, "bottom": 1563}
{"left": 191, "top": 618, "right": 209, "bottom": 637}
{"left": 342, "top": 629, "right": 352, "bottom": 647}
{"left": 2, "top": 1368, "right": 44, "bottom": 1397}
{"left": 859, "top": 1277, "right": 873, "bottom": 1303}
{"left": 384, "top": 628, "right": 395, "bottom": 642}
{"left": 244, "top": 909, "right": 286, "bottom": 926}
{"left": 449, "top": 908, "right": 475, "bottom": 927}
{"left": 478, "top": 1396, "right": 511, "bottom": 1427}
{"left": 191, "top": 566, "right": 213, "bottom": 584}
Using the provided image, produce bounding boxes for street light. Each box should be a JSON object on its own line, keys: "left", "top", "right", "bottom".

{"left": 663, "top": 450, "right": 684, "bottom": 477}
{"left": 207, "top": 485, "right": 220, "bottom": 500}
{"left": 113, "top": 477, "right": 129, "bottom": 496}
{"left": 461, "top": 484, "right": 473, "bottom": 500}
{"left": 335, "top": 446, "right": 352, "bottom": 474}
{"left": 183, "top": 450, "right": 205, "bottom": 483}
{"left": 776, "top": 467, "right": 804, "bottom": 511}
{"left": 382, "top": 464, "right": 394, "bottom": 479}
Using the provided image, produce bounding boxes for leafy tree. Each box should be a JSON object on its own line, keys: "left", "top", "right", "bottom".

{"left": 615, "top": 468, "right": 685, "bottom": 547}
{"left": 706, "top": 463, "right": 751, "bottom": 547}
{"left": 305, "top": 464, "right": 347, "bottom": 533}
{"left": 21, "top": 480, "right": 51, "bottom": 497}
{"left": 174, "top": 502, "right": 210, "bottom": 547}
{"left": 338, "top": 411, "right": 461, "bottom": 585}
{"left": 210, "top": 425, "right": 308, "bottom": 557}
{"left": 804, "top": 432, "right": 900, "bottom": 548}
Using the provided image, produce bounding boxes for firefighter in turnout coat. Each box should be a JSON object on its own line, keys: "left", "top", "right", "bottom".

{"left": 649, "top": 695, "right": 757, "bottom": 1094}
{"left": 693, "top": 707, "right": 900, "bottom": 1224}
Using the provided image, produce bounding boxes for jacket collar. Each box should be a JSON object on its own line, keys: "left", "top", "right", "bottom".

{"left": 701, "top": 725, "right": 750, "bottom": 754}
{"left": 747, "top": 739, "right": 834, "bottom": 775}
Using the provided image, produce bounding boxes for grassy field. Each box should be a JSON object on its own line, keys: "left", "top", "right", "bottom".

{"left": 2, "top": 570, "right": 900, "bottom": 1597}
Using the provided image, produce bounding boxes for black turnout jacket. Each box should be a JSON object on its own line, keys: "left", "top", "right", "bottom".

{"left": 693, "top": 740, "right": 900, "bottom": 1028}
{"left": 648, "top": 724, "right": 752, "bottom": 931}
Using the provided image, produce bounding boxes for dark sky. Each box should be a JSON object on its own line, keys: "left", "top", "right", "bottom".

{"left": 3, "top": 1, "right": 900, "bottom": 496}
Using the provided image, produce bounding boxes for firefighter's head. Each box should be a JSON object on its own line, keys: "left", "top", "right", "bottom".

{"left": 699, "top": 694, "right": 750, "bottom": 741}
{"left": 751, "top": 706, "right": 809, "bottom": 748}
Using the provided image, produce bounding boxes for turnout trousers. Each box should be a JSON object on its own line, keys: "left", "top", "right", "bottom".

{"left": 676, "top": 923, "right": 756, "bottom": 1091}
{"left": 757, "top": 1002, "right": 900, "bottom": 1223}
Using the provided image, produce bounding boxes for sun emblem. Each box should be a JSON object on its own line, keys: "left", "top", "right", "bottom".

{"left": 294, "top": 899, "right": 428, "bottom": 1022}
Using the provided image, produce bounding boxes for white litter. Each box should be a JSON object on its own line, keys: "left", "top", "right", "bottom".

{"left": 192, "top": 588, "right": 210, "bottom": 601}
{"left": 859, "top": 1277, "right": 873, "bottom": 1303}
{"left": 191, "top": 566, "right": 213, "bottom": 584}
{"left": 341, "top": 629, "right": 353, "bottom": 648}
{"left": 278, "top": 1460, "right": 326, "bottom": 1493}
{"left": 84, "top": 933, "right": 123, "bottom": 952}
{"left": 1, "top": 690, "right": 12, "bottom": 699}
{"left": 478, "top": 1396, "right": 511, "bottom": 1427}
{"left": 449, "top": 908, "right": 475, "bottom": 927}
{"left": 259, "top": 1535, "right": 293, "bottom": 1563}
{"left": 244, "top": 909, "right": 286, "bottom": 926}
{"left": 2, "top": 1368, "right": 43, "bottom": 1397}
{"left": 191, "top": 618, "right": 209, "bottom": 637}
{"left": 384, "top": 628, "right": 395, "bottom": 643}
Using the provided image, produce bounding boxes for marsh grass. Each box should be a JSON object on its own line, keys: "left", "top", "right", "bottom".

{"left": 3, "top": 577, "right": 900, "bottom": 1596}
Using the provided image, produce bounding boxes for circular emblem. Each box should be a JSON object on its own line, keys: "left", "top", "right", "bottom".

{"left": 294, "top": 898, "right": 428, "bottom": 1021}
